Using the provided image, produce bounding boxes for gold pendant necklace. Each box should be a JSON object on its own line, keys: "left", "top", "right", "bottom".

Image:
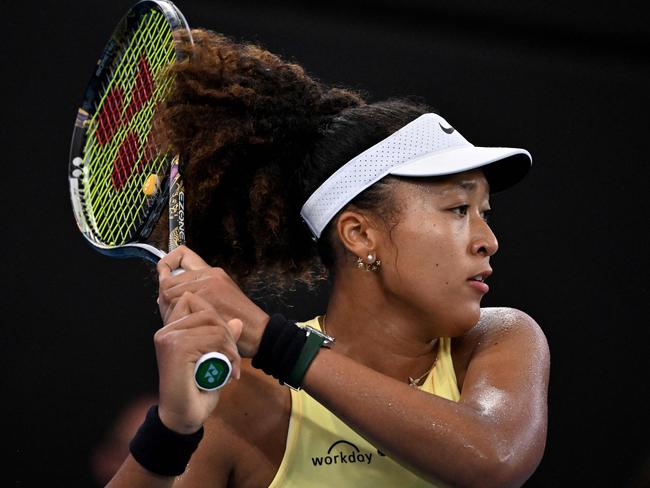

{"left": 408, "top": 354, "right": 437, "bottom": 388}
{"left": 321, "top": 315, "right": 438, "bottom": 387}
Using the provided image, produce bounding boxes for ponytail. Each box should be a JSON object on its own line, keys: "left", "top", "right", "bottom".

{"left": 153, "top": 29, "right": 431, "bottom": 293}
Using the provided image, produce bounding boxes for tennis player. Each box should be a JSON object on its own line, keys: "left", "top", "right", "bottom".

{"left": 107, "top": 30, "right": 549, "bottom": 487}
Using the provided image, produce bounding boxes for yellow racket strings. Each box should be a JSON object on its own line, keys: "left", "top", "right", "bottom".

{"left": 82, "top": 9, "right": 175, "bottom": 245}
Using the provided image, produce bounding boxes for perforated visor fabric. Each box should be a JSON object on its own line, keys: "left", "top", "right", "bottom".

{"left": 300, "top": 113, "right": 531, "bottom": 238}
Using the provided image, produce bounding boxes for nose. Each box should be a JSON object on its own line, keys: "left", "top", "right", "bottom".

{"left": 470, "top": 217, "right": 499, "bottom": 257}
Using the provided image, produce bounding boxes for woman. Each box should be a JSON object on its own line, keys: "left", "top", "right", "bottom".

{"left": 107, "top": 30, "right": 549, "bottom": 487}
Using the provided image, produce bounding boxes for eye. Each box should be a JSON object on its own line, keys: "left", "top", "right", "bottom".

{"left": 451, "top": 205, "right": 469, "bottom": 217}
{"left": 480, "top": 209, "right": 492, "bottom": 223}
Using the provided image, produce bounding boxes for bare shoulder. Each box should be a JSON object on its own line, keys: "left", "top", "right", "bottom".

{"left": 183, "top": 360, "right": 291, "bottom": 487}
{"left": 451, "top": 309, "right": 550, "bottom": 483}
{"left": 452, "top": 307, "right": 550, "bottom": 390}
{"left": 475, "top": 307, "right": 548, "bottom": 349}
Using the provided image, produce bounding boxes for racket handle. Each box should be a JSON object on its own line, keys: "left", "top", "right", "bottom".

{"left": 194, "top": 352, "right": 232, "bottom": 391}
{"left": 164, "top": 270, "right": 229, "bottom": 390}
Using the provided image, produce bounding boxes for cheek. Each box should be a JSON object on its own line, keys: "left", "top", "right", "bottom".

{"left": 388, "top": 223, "right": 461, "bottom": 288}
{"left": 383, "top": 226, "right": 481, "bottom": 335}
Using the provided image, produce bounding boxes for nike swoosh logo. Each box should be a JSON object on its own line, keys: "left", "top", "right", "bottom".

{"left": 439, "top": 123, "right": 455, "bottom": 134}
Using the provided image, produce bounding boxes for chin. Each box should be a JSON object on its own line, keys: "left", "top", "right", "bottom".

{"left": 446, "top": 303, "right": 482, "bottom": 337}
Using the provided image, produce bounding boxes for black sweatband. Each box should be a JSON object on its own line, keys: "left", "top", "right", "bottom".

{"left": 252, "top": 313, "right": 307, "bottom": 384}
{"left": 129, "top": 405, "right": 204, "bottom": 477}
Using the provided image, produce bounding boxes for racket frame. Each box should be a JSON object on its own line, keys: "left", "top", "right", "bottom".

{"left": 69, "top": 0, "right": 191, "bottom": 263}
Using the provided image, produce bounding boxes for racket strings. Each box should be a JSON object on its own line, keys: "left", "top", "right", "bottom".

{"left": 93, "top": 16, "right": 170, "bottom": 236}
{"left": 81, "top": 9, "right": 176, "bottom": 245}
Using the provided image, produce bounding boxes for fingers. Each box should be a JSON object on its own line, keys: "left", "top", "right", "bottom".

{"left": 156, "top": 325, "right": 242, "bottom": 381}
{"left": 157, "top": 245, "right": 210, "bottom": 281}
{"left": 158, "top": 266, "right": 233, "bottom": 324}
{"left": 156, "top": 292, "right": 243, "bottom": 379}
{"left": 164, "top": 291, "right": 214, "bottom": 325}
{"left": 159, "top": 265, "right": 231, "bottom": 298}
{"left": 156, "top": 251, "right": 267, "bottom": 360}
{"left": 228, "top": 318, "right": 243, "bottom": 344}
{"left": 153, "top": 281, "right": 243, "bottom": 433}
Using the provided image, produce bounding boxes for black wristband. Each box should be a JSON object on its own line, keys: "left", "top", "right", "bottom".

{"left": 252, "top": 313, "right": 307, "bottom": 384}
{"left": 129, "top": 405, "right": 204, "bottom": 477}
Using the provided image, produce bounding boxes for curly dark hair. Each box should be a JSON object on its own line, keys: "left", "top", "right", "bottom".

{"left": 152, "top": 29, "right": 432, "bottom": 293}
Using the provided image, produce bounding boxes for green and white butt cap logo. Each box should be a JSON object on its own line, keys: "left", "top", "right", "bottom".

{"left": 194, "top": 352, "right": 232, "bottom": 391}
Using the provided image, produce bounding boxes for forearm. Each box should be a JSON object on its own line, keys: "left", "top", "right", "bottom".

{"left": 106, "top": 455, "right": 176, "bottom": 488}
{"left": 303, "top": 349, "right": 523, "bottom": 488}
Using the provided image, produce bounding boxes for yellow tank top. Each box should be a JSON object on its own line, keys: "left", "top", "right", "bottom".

{"left": 268, "top": 317, "right": 461, "bottom": 488}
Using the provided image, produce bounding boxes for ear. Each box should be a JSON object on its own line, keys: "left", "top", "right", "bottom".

{"left": 335, "top": 209, "right": 381, "bottom": 259}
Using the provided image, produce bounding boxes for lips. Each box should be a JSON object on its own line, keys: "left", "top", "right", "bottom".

{"left": 468, "top": 269, "right": 492, "bottom": 283}
{"left": 467, "top": 269, "right": 492, "bottom": 295}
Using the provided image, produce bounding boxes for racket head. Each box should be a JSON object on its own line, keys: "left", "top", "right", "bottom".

{"left": 69, "top": 0, "right": 191, "bottom": 263}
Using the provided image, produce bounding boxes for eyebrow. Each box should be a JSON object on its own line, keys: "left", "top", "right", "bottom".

{"left": 450, "top": 179, "right": 491, "bottom": 197}
{"left": 422, "top": 177, "right": 489, "bottom": 197}
{"left": 456, "top": 180, "right": 478, "bottom": 191}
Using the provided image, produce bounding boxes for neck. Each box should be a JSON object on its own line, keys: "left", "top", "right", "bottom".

{"left": 323, "top": 268, "right": 439, "bottom": 383}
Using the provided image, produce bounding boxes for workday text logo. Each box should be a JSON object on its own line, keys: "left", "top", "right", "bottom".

{"left": 311, "top": 440, "right": 383, "bottom": 467}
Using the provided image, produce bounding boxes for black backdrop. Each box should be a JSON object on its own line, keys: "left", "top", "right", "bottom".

{"left": 3, "top": 1, "right": 649, "bottom": 486}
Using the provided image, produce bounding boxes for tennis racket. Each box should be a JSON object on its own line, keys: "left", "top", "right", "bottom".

{"left": 68, "top": 0, "right": 230, "bottom": 392}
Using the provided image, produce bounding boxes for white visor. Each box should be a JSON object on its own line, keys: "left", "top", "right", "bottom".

{"left": 300, "top": 113, "right": 532, "bottom": 238}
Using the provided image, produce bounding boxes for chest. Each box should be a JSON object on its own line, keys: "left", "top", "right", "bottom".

{"left": 267, "top": 390, "right": 441, "bottom": 488}
{"left": 226, "top": 382, "right": 291, "bottom": 487}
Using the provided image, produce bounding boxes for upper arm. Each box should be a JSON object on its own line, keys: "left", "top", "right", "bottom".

{"left": 171, "top": 416, "right": 234, "bottom": 487}
{"left": 458, "top": 307, "right": 550, "bottom": 482}
{"left": 168, "top": 368, "right": 263, "bottom": 488}
{"left": 175, "top": 363, "right": 290, "bottom": 488}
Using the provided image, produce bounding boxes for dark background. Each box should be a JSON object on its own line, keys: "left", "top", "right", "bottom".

{"left": 3, "top": 0, "right": 648, "bottom": 486}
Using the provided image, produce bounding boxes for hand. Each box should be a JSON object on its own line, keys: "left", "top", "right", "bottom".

{"left": 157, "top": 246, "right": 270, "bottom": 358}
{"left": 154, "top": 291, "right": 242, "bottom": 434}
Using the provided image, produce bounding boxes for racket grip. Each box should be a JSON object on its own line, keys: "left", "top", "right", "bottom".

{"left": 194, "top": 352, "right": 232, "bottom": 391}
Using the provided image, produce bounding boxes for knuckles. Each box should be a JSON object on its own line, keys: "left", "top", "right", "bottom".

{"left": 154, "top": 329, "right": 181, "bottom": 350}
{"left": 154, "top": 323, "right": 232, "bottom": 352}
{"left": 205, "top": 267, "right": 228, "bottom": 286}
{"left": 159, "top": 287, "right": 176, "bottom": 303}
